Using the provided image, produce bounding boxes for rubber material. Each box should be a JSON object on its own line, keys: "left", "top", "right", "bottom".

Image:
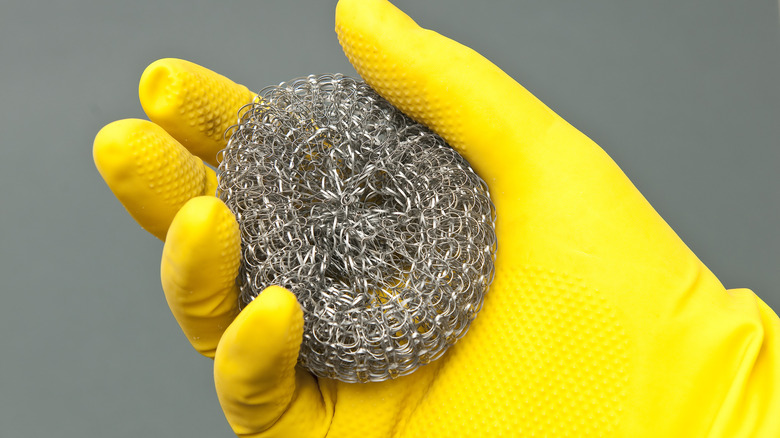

{"left": 140, "top": 58, "right": 255, "bottom": 167}
{"left": 93, "top": 0, "right": 780, "bottom": 436}
{"left": 93, "top": 118, "right": 217, "bottom": 240}
{"left": 331, "top": 1, "right": 780, "bottom": 436}
{"left": 162, "top": 196, "right": 241, "bottom": 357}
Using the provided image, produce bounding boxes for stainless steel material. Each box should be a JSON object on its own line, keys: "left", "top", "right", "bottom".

{"left": 217, "top": 74, "right": 496, "bottom": 383}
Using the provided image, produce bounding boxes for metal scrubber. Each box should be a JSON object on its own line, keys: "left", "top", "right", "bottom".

{"left": 217, "top": 74, "right": 496, "bottom": 382}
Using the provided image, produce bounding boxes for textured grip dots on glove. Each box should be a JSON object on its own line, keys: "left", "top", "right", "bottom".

{"left": 217, "top": 74, "right": 497, "bottom": 383}
{"left": 384, "top": 265, "right": 632, "bottom": 437}
{"left": 127, "top": 128, "right": 208, "bottom": 205}
{"left": 140, "top": 58, "right": 255, "bottom": 165}
{"left": 335, "top": 11, "right": 468, "bottom": 154}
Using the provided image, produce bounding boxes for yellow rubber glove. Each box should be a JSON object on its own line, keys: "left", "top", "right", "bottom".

{"left": 93, "top": 0, "right": 780, "bottom": 436}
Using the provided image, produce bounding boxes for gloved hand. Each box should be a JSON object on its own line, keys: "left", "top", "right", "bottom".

{"left": 93, "top": 0, "right": 780, "bottom": 436}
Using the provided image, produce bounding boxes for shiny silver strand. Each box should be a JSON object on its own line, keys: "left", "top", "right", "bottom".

{"left": 217, "top": 74, "right": 497, "bottom": 383}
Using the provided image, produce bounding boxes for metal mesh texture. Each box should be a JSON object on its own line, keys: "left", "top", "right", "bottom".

{"left": 217, "top": 74, "right": 496, "bottom": 383}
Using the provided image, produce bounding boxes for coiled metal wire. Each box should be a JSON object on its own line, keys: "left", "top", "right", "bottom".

{"left": 217, "top": 74, "right": 496, "bottom": 382}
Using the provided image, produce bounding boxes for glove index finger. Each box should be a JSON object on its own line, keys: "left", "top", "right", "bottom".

{"left": 140, "top": 58, "right": 256, "bottom": 167}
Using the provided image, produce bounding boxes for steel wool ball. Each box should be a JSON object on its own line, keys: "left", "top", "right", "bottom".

{"left": 216, "top": 74, "right": 497, "bottom": 383}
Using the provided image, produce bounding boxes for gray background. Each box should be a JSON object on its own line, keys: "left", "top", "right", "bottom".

{"left": 0, "top": 0, "right": 777, "bottom": 436}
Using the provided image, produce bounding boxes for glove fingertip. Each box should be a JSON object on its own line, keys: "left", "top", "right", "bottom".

{"left": 216, "top": 286, "right": 304, "bottom": 376}
{"left": 139, "top": 58, "right": 255, "bottom": 166}
{"left": 214, "top": 286, "right": 311, "bottom": 435}
{"left": 94, "top": 118, "right": 214, "bottom": 240}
